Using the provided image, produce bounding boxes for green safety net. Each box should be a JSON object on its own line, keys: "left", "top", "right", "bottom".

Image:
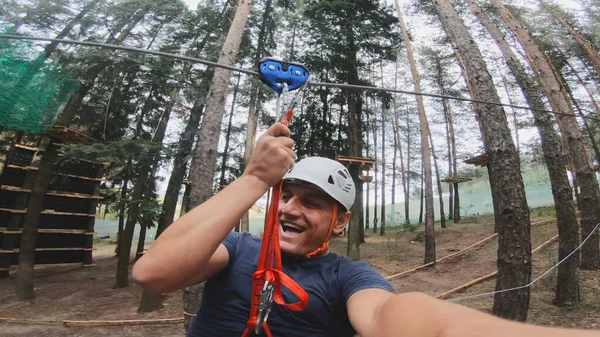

{"left": 0, "top": 27, "right": 82, "bottom": 134}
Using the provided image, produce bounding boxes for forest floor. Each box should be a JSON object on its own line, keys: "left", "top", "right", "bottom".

{"left": 0, "top": 206, "right": 599, "bottom": 336}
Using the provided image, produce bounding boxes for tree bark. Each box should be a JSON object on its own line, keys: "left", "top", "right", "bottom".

{"left": 15, "top": 140, "right": 59, "bottom": 300}
{"left": 500, "top": 74, "right": 520, "bottom": 154}
{"left": 395, "top": 1, "right": 435, "bottom": 263}
{"left": 393, "top": 98, "right": 407, "bottom": 226}
{"left": 373, "top": 105, "right": 379, "bottom": 233}
{"left": 434, "top": 0, "right": 532, "bottom": 321}
{"left": 366, "top": 98, "right": 371, "bottom": 230}
{"left": 405, "top": 104, "right": 411, "bottom": 223}
{"left": 185, "top": 0, "right": 254, "bottom": 330}
{"left": 380, "top": 99, "right": 387, "bottom": 236}
{"left": 429, "top": 130, "right": 446, "bottom": 229}
{"left": 467, "top": 0, "right": 581, "bottom": 306}
{"left": 444, "top": 102, "right": 453, "bottom": 221}
{"left": 344, "top": 18, "right": 364, "bottom": 261}
{"left": 491, "top": 0, "right": 600, "bottom": 271}
{"left": 418, "top": 167, "right": 424, "bottom": 225}
{"left": 218, "top": 75, "right": 241, "bottom": 189}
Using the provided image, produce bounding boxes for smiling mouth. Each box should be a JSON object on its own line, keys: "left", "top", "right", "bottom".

{"left": 281, "top": 222, "right": 305, "bottom": 234}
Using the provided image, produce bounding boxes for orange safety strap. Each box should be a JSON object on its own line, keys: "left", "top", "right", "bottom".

{"left": 242, "top": 109, "right": 309, "bottom": 337}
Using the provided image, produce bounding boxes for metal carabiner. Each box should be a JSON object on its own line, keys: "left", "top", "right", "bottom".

{"left": 275, "top": 83, "right": 289, "bottom": 123}
{"left": 255, "top": 281, "right": 275, "bottom": 335}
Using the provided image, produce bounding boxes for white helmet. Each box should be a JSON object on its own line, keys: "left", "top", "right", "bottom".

{"left": 283, "top": 157, "right": 355, "bottom": 211}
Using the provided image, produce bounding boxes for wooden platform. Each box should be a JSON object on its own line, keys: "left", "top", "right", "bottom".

{"left": 336, "top": 155, "right": 376, "bottom": 171}
{"left": 464, "top": 153, "right": 488, "bottom": 167}
{"left": 441, "top": 177, "right": 472, "bottom": 183}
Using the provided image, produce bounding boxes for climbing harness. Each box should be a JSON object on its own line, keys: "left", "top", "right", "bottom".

{"left": 241, "top": 57, "right": 311, "bottom": 337}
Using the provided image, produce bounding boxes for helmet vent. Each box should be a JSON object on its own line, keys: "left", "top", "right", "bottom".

{"left": 328, "top": 175, "right": 335, "bottom": 185}
{"left": 342, "top": 184, "right": 352, "bottom": 193}
{"left": 337, "top": 170, "right": 348, "bottom": 179}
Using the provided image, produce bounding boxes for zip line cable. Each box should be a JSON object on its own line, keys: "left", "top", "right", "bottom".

{"left": 1, "top": 34, "right": 598, "bottom": 122}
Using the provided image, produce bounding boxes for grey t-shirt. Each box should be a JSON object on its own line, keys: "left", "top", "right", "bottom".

{"left": 188, "top": 231, "right": 394, "bottom": 337}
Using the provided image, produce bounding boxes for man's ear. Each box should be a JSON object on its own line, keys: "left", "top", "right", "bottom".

{"left": 332, "top": 211, "right": 352, "bottom": 236}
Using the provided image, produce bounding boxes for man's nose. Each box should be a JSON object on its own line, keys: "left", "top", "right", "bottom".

{"left": 280, "top": 196, "right": 302, "bottom": 217}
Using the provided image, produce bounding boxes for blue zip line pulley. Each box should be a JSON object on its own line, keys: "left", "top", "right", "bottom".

{"left": 258, "top": 57, "right": 310, "bottom": 94}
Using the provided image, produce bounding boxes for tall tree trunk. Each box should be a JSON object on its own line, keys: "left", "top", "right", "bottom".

{"left": 491, "top": 0, "right": 600, "bottom": 271}
{"left": 446, "top": 98, "right": 459, "bottom": 223}
{"left": 136, "top": 222, "right": 148, "bottom": 262}
{"left": 434, "top": 0, "right": 532, "bottom": 321}
{"left": 418, "top": 167, "right": 424, "bottom": 225}
{"left": 395, "top": 1, "right": 435, "bottom": 263}
{"left": 500, "top": 74, "right": 520, "bottom": 154}
{"left": 115, "top": 90, "right": 173, "bottom": 289}
{"left": 540, "top": 0, "right": 600, "bottom": 77}
{"left": 373, "top": 109, "right": 379, "bottom": 233}
{"left": 439, "top": 73, "right": 454, "bottom": 221}
{"left": 344, "top": 20, "right": 364, "bottom": 261}
{"left": 185, "top": 0, "right": 254, "bottom": 330}
{"left": 393, "top": 98, "right": 407, "bottom": 226}
{"left": 467, "top": 0, "right": 580, "bottom": 305}
{"left": 365, "top": 98, "right": 371, "bottom": 230}
{"left": 218, "top": 75, "right": 241, "bottom": 189}
{"left": 391, "top": 103, "right": 398, "bottom": 225}
{"left": 380, "top": 100, "right": 387, "bottom": 236}
{"left": 405, "top": 104, "right": 411, "bottom": 223}
{"left": 444, "top": 107, "right": 453, "bottom": 221}
{"left": 15, "top": 141, "right": 59, "bottom": 300}
{"left": 429, "top": 130, "right": 446, "bottom": 229}
{"left": 116, "top": 160, "right": 132, "bottom": 256}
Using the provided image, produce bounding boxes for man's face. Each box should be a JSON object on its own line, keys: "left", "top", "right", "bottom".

{"left": 278, "top": 183, "right": 344, "bottom": 257}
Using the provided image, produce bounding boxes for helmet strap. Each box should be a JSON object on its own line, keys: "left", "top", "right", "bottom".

{"left": 304, "top": 202, "right": 338, "bottom": 259}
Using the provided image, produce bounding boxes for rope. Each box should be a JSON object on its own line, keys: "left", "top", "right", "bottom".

{"left": 446, "top": 221, "right": 600, "bottom": 302}
{"left": 0, "top": 35, "right": 596, "bottom": 122}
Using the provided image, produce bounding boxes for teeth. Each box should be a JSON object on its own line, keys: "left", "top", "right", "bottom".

{"left": 282, "top": 222, "right": 304, "bottom": 232}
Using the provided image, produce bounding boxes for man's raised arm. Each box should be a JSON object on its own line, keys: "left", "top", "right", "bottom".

{"left": 132, "top": 122, "right": 295, "bottom": 293}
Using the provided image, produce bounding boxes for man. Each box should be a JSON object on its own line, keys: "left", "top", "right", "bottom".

{"left": 133, "top": 122, "right": 598, "bottom": 337}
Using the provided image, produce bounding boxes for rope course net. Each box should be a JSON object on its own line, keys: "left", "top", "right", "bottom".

{"left": 0, "top": 27, "right": 82, "bottom": 134}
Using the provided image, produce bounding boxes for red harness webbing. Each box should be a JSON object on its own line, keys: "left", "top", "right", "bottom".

{"left": 241, "top": 109, "right": 309, "bottom": 337}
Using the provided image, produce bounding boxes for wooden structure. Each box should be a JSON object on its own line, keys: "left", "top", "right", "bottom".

{"left": 0, "top": 126, "right": 105, "bottom": 278}
{"left": 464, "top": 153, "right": 488, "bottom": 167}
{"left": 336, "top": 155, "right": 376, "bottom": 183}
